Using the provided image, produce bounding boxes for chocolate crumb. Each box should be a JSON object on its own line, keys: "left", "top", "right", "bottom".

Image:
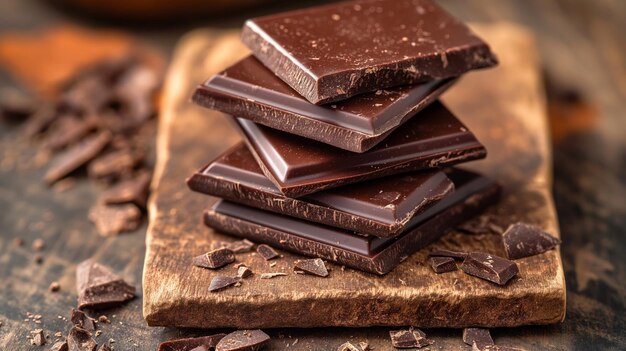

{"left": 502, "top": 222, "right": 561, "bottom": 259}
{"left": 429, "top": 256, "right": 457, "bottom": 273}
{"left": 32, "top": 239, "right": 46, "bottom": 251}
{"left": 389, "top": 327, "right": 434, "bottom": 348}
{"left": 215, "top": 329, "right": 270, "bottom": 351}
{"left": 260, "top": 272, "right": 287, "bottom": 279}
{"left": 49, "top": 281, "right": 61, "bottom": 292}
{"left": 293, "top": 258, "right": 329, "bottom": 277}
{"left": 97, "top": 316, "right": 110, "bottom": 324}
{"left": 256, "top": 244, "right": 279, "bottom": 260}
{"left": 100, "top": 171, "right": 151, "bottom": 208}
{"left": 193, "top": 248, "right": 235, "bottom": 269}
{"left": 209, "top": 276, "right": 241, "bottom": 292}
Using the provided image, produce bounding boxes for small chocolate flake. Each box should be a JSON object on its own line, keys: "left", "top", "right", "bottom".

{"left": 502, "top": 222, "right": 561, "bottom": 259}
{"left": 461, "top": 252, "right": 519, "bottom": 285}
{"left": 463, "top": 328, "right": 494, "bottom": 349}
{"left": 389, "top": 327, "right": 434, "bottom": 348}
{"left": 30, "top": 329, "right": 46, "bottom": 346}
{"left": 44, "top": 131, "right": 111, "bottom": 184}
{"left": 157, "top": 334, "right": 226, "bottom": 351}
{"left": 51, "top": 341, "right": 69, "bottom": 351}
{"left": 429, "top": 249, "right": 468, "bottom": 260}
{"left": 88, "top": 203, "right": 142, "bottom": 236}
{"left": 237, "top": 266, "right": 253, "bottom": 278}
{"left": 67, "top": 326, "right": 97, "bottom": 351}
{"left": 76, "top": 259, "right": 136, "bottom": 309}
{"left": 71, "top": 309, "right": 97, "bottom": 332}
{"left": 100, "top": 171, "right": 151, "bottom": 208}
{"left": 429, "top": 256, "right": 457, "bottom": 273}
{"left": 337, "top": 341, "right": 360, "bottom": 351}
{"left": 193, "top": 248, "right": 235, "bottom": 269}
{"left": 260, "top": 272, "right": 287, "bottom": 279}
{"left": 49, "top": 281, "right": 61, "bottom": 292}
{"left": 32, "top": 239, "right": 46, "bottom": 251}
{"left": 215, "top": 329, "right": 270, "bottom": 351}
{"left": 294, "top": 258, "right": 329, "bottom": 277}
{"left": 97, "top": 316, "right": 110, "bottom": 324}
{"left": 209, "top": 276, "right": 241, "bottom": 292}
{"left": 225, "top": 239, "right": 255, "bottom": 253}
{"left": 87, "top": 149, "right": 140, "bottom": 183}
{"left": 256, "top": 244, "right": 279, "bottom": 260}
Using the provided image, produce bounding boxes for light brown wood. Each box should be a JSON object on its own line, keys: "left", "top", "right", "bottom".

{"left": 143, "top": 23, "right": 566, "bottom": 329}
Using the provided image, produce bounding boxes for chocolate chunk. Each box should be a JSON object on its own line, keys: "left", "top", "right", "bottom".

{"left": 30, "top": 329, "right": 46, "bottom": 346}
{"left": 44, "top": 115, "right": 97, "bottom": 150}
{"left": 429, "top": 256, "right": 457, "bottom": 273}
{"left": 157, "top": 334, "right": 226, "bottom": 351}
{"left": 259, "top": 272, "right": 287, "bottom": 279}
{"left": 294, "top": 258, "right": 329, "bottom": 277}
{"left": 502, "top": 222, "right": 561, "bottom": 259}
{"left": 193, "top": 248, "right": 235, "bottom": 269}
{"left": 87, "top": 149, "right": 140, "bottom": 183}
{"left": 88, "top": 203, "right": 142, "bottom": 236}
{"left": 241, "top": 0, "right": 496, "bottom": 104}
{"left": 44, "top": 131, "right": 111, "bottom": 184}
{"left": 389, "top": 327, "right": 434, "bottom": 348}
{"left": 225, "top": 239, "right": 255, "bottom": 253}
{"left": 76, "top": 259, "right": 136, "bottom": 309}
{"left": 71, "top": 309, "right": 97, "bottom": 332}
{"left": 215, "top": 329, "right": 270, "bottom": 351}
{"left": 97, "top": 315, "right": 110, "bottom": 324}
{"left": 237, "top": 266, "right": 253, "bottom": 279}
{"left": 100, "top": 171, "right": 151, "bottom": 208}
{"left": 463, "top": 328, "right": 494, "bottom": 349}
{"left": 428, "top": 249, "right": 468, "bottom": 260}
{"left": 461, "top": 252, "right": 519, "bottom": 285}
{"left": 256, "top": 244, "right": 279, "bottom": 260}
{"left": 51, "top": 341, "right": 69, "bottom": 351}
{"left": 193, "top": 55, "right": 454, "bottom": 152}
{"left": 187, "top": 143, "right": 454, "bottom": 237}
{"left": 209, "top": 276, "right": 241, "bottom": 292}
{"left": 67, "top": 327, "right": 97, "bottom": 351}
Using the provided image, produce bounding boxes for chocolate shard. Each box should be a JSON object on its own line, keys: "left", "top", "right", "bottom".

{"left": 209, "top": 276, "right": 241, "bottom": 292}
{"left": 428, "top": 249, "right": 468, "bottom": 260}
{"left": 389, "top": 327, "right": 434, "bottom": 349}
{"left": 76, "top": 259, "right": 136, "bottom": 309}
{"left": 51, "top": 341, "right": 69, "bottom": 351}
{"left": 429, "top": 256, "right": 457, "bottom": 273}
{"left": 44, "top": 131, "right": 111, "bottom": 184}
{"left": 260, "top": 272, "right": 287, "bottom": 279}
{"left": 87, "top": 149, "right": 140, "bottom": 183}
{"left": 225, "top": 239, "right": 255, "bottom": 253}
{"left": 100, "top": 171, "right": 151, "bottom": 209}
{"left": 463, "top": 328, "right": 494, "bottom": 349}
{"left": 294, "top": 258, "right": 329, "bottom": 277}
{"left": 30, "top": 329, "right": 46, "bottom": 346}
{"left": 70, "top": 309, "right": 97, "bottom": 332}
{"left": 215, "top": 329, "right": 270, "bottom": 351}
{"left": 237, "top": 266, "right": 253, "bottom": 279}
{"left": 502, "top": 222, "right": 561, "bottom": 259}
{"left": 157, "top": 334, "right": 227, "bottom": 351}
{"left": 256, "top": 244, "right": 279, "bottom": 260}
{"left": 337, "top": 342, "right": 360, "bottom": 351}
{"left": 88, "top": 203, "right": 142, "bottom": 236}
{"left": 193, "top": 248, "right": 235, "bottom": 269}
{"left": 474, "top": 344, "right": 526, "bottom": 351}
{"left": 44, "top": 115, "right": 97, "bottom": 150}
{"left": 461, "top": 252, "right": 519, "bottom": 285}
{"left": 67, "top": 327, "right": 97, "bottom": 351}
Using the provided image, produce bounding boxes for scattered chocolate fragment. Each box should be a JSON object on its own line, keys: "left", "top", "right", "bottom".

{"left": 225, "top": 239, "right": 255, "bottom": 253}
{"left": 76, "top": 259, "right": 136, "bottom": 309}
{"left": 256, "top": 244, "right": 279, "bottom": 260}
{"left": 474, "top": 345, "right": 525, "bottom": 351}
{"left": 100, "top": 171, "right": 151, "bottom": 208}
{"left": 51, "top": 341, "right": 69, "bottom": 351}
{"left": 463, "top": 328, "right": 494, "bottom": 349}
{"left": 88, "top": 203, "right": 142, "bottom": 236}
{"left": 44, "top": 115, "right": 97, "bottom": 150}
{"left": 215, "top": 329, "right": 270, "bottom": 351}
{"left": 67, "top": 327, "right": 97, "bottom": 351}
{"left": 389, "top": 327, "right": 434, "bottom": 349}
{"left": 358, "top": 341, "right": 370, "bottom": 351}
{"left": 87, "top": 149, "right": 140, "bottom": 183}
{"left": 23, "top": 105, "right": 57, "bottom": 138}
{"left": 502, "top": 222, "right": 561, "bottom": 259}
{"left": 209, "top": 276, "right": 241, "bottom": 292}
{"left": 461, "top": 252, "right": 519, "bottom": 285}
{"left": 71, "top": 309, "right": 97, "bottom": 332}
{"left": 193, "top": 248, "right": 236, "bottom": 269}
{"left": 97, "top": 316, "right": 110, "bottom": 324}
{"left": 44, "top": 131, "right": 111, "bottom": 184}
{"left": 30, "top": 329, "right": 46, "bottom": 346}
{"left": 237, "top": 266, "right": 253, "bottom": 279}
{"left": 32, "top": 238, "right": 46, "bottom": 251}
{"left": 337, "top": 342, "right": 360, "bottom": 351}
{"left": 428, "top": 249, "right": 468, "bottom": 260}
{"left": 49, "top": 281, "right": 61, "bottom": 292}
{"left": 260, "top": 272, "right": 287, "bottom": 279}
{"left": 293, "top": 259, "right": 329, "bottom": 277}
{"left": 157, "top": 334, "right": 227, "bottom": 351}
{"left": 429, "top": 257, "right": 457, "bottom": 273}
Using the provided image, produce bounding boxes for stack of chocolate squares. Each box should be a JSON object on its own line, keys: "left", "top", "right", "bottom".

{"left": 187, "top": 0, "right": 499, "bottom": 275}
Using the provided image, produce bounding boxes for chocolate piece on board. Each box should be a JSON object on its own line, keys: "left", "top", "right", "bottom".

{"left": 70, "top": 309, "right": 97, "bottom": 332}
{"left": 463, "top": 328, "right": 494, "bottom": 349}
{"left": 51, "top": 341, "right": 69, "bottom": 351}
{"left": 193, "top": 248, "right": 235, "bottom": 269}
{"left": 67, "top": 327, "right": 97, "bottom": 351}
{"left": 294, "top": 258, "right": 329, "bottom": 277}
{"left": 237, "top": 266, "right": 253, "bottom": 278}
{"left": 429, "top": 256, "right": 457, "bottom": 273}
{"left": 192, "top": 55, "right": 455, "bottom": 152}
{"left": 256, "top": 244, "right": 279, "bottom": 260}
{"left": 215, "top": 330, "right": 270, "bottom": 351}
{"left": 241, "top": 0, "right": 496, "bottom": 104}
{"left": 157, "top": 334, "right": 227, "bottom": 351}
{"left": 461, "top": 252, "right": 519, "bottom": 285}
{"left": 225, "top": 239, "right": 255, "bottom": 253}
{"left": 502, "top": 222, "right": 561, "bottom": 259}
{"left": 389, "top": 327, "right": 434, "bottom": 348}
{"left": 44, "top": 131, "right": 110, "bottom": 184}
{"left": 209, "top": 276, "right": 241, "bottom": 292}
{"left": 76, "top": 259, "right": 136, "bottom": 309}
{"left": 428, "top": 249, "right": 468, "bottom": 260}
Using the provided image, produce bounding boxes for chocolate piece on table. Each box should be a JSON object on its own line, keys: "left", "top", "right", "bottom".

{"left": 389, "top": 327, "right": 434, "bottom": 348}
{"left": 88, "top": 203, "right": 142, "bottom": 236}
{"left": 71, "top": 309, "right": 97, "bottom": 332}
{"left": 236, "top": 101, "right": 485, "bottom": 197}
{"left": 463, "top": 328, "right": 494, "bottom": 349}
{"left": 87, "top": 148, "right": 140, "bottom": 183}
{"left": 157, "top": 334, "right": 227, "bottom": 351}
{"left": 44, "top": 115, "right": 96, "bottom": 150}
{"left": 100, "top": 171, "right": 151, "bottom": 209}
{"left": 241, "top": 0, "right": 496, "bottom": 104}
{"left": 256, "top": 244, "right": 279, "bottom": 260}
{"left": 44, "top": 131, "right": 111, "bottom": 184}
{"left": 192, "top": 55, "right": 455, "bottom": 152}
{"left": 502, "top": 222, "right": 561, "bottom": 259}
{"left": 188, "top": 143, "right": 454, "bottom": 237}
{"left": 260, "top": 272, "right": 287, "bottom": 279}
{"left": 209, "top": 276, "right": 241, "bottom": 292}
{"left": 461, "top": 252, "right": 519, "bottom": 285}
{"left": 429, "top": 256, "right": 457, "bottom": 273}
{"left": 67, "top": 327, "right": 97, "bottom": 351}
{"left": 237, "top": 266, "right": 253, "bottom": 278}
{"left": 76, "top": 259, "right": 136, "bottom": 309}
{"left": 215, "top": 329, "right": 270, "bottom": 351}
{"left": 193, "top": 248, "right": 235, "bottom": 269}
{"left": 225, "top": 239, "right": 255, "bottom": 253}
{"left": 51, "top": 341, "right": 69, "bottom": 351}
{"left": 205, "top": 169, "right": 500, "bottom": 275}
{"left": 30, "top": 329, "right": 46, "bottom": 346}
{"left": 429, "top": 249, "right": 468, "bottom": 260}
{"left": 294, "top": 258, "right": 329, "bottom": 277}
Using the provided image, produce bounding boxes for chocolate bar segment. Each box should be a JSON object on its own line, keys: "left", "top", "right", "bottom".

{"left": 187, "top": 143, "right": 454, "bottom": 237}
{"left": 192, "top": 56, "right": 455, "bottom": 152}
{"left": 241, "top": 0, "right": 496, "bottom": 104}
{"left": 237, "top": 101, "right": 485, "bottom": 197}
{"left": 204, "top": 169, "right": 500, "bottom": 275}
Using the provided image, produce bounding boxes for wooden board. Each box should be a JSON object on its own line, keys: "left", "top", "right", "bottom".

{"left": 142, "top": 23, "right": 566, "bottom": 329}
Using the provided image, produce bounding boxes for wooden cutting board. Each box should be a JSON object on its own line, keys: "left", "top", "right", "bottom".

{"left": 143, "top": 23, "right": 566, "bottom": 329}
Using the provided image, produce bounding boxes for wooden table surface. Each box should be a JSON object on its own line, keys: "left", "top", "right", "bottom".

{"left": 0, "top": 0, "right": 624, "bottom": 350}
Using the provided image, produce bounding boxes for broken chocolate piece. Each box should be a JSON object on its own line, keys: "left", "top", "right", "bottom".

{"left": 502, "top": 222, "right": 561, "bottom": 259}
{"left": 51, "top": 341, "right": 69, "bottom": 351}
{"left": 461, "top": 252, "right": 519, "bottom": 285}
{"left": 76, "top": 259, "right": 136, "bottom": 309}
{"left": 463, "top": 328, "right": 494, "bottom": 349}
{"left": 256, "top": 244, "right": 279, "bottom": 260}
{"left": 44, "top": 131, "right": 111, "bottom": 184}
{"left": 215, "top": 329, "right": 270, "bottom": 351}
{"left": 88, "top": 203, "right": 142, "bottom": 236}
{"left": 87, "top": 149, "right": 140, "bottom": 182}
{"left": 293, "top": 258, "right": 329, "bottom": 277}
{"left": 428, "top": 249, "right": 468, "bottom": 260}
{"left": 389, "top": 327, "right": 434, "bottom": 348}
{"left": 429, "top": 256, "right": 457, "bottom": 273}
{"left": 67, "top": 327, "right": 97, "bottom": 351}
{"left": 30, "top": 329, "right": 46, "bottom": 346}
{"left": 225, "top": 239, "right": 255, "bottom": 253}
{"left": 337, "top": 342, "right": 360, "bottom": 351}
{"left": 193, "top": 248, "right": 235, "bottom": 269}
{"left": 100, "top": 171, "right": 151, "bottom": 208}
{"left": 237, "top": 266, "right": 253, "bottom": 278}
{"left": 260, "top": 272, "right": 287, "bottom": 279}
{"left": 71, "top": 309, "right": 97, "bottom": 332}
{"left": 209, "top": 276, "right": 241, "bottom": 292}
{"left": 157, "top": 334, "right": 227, "bottom": 351}
{"left": 44, "top": 115, "right": 97, "bottom": 150}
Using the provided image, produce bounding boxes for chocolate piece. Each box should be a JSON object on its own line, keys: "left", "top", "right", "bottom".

{"left": 260, "top": 272, "right": 287, "bottom": 279}
{"left": 461, "top": 252, "right": 519, "bottom": 285}
{"left": 474, "top": 345, "right": 525, "bottom": 351}
{"left": 225, "top": 239, "right": 255, "bottom": 253}
{"left": 49, "top": 281, "right": 61, "bottom": 292}
{"left": 157, "top": 334, "right": 227, "bottom": 351}
{"left": 237, "top": 266, "right": 253, "bottom": 278}
{"left": 44, "top": 131, "right": 111, "bottom": 184}
{"left": 88, "top": 203, "right": 142, "bottom": 236}
{"left": 71, "top": 309, "right": 97, "bottom": 332}
{"left": 188, "top": 143, "right": 454, "bottom": 237}
{"left": 389, "top": 327, "right": 433, "bottom": 348}
{"left": 0, "top": 88, "right": 38, "bottom": 121}
{"left": 30, "top": 329, "right": 46, "bottom": 346}
{"left": 429, "top": 256, "right": 457, "bottom": 273}
{"left": 215, "top": 329, "right": 270, "bottom": 351}
{"left": 209, "top": 276, "right": 241, "bottom": 292}
{"left": 502, "top": 222, "right": 561, "bottom": 259}
{"left": 358, "top": 341, "right": 370, "bottom": 351}
{"left": 236, "top": 101, "right": 485, "bottom": 197}
{"left": 294, "top": 258, "right": 329, "bottom": 277}
{"left": 97, "top": 315, "right": 110, "bottom": 324}
{"left": 463, "top": 328, "right": 494, "bottom": 349}
{"left": 51, "top": 341, "right": 69, "bottom": 351}
{"left": 87, "top": 149, "right": 140, "bottom": 182}
{"left": 428, "top": 249, "right": 468, "bottom": 260}
{"left": 76, "top": 259, "right": 136, "bottom": 309}
{"left": 205, "top": 169, "right": 500, "bottom": 274}
{"left": 256, "top": 244, "right": 279, "bottom": 260}
{"left": 44, "top": 115, "right": 97, "bottom": 150}
{"left": 193, "top": 56, "right": 454, "bottom": 152}
{"left": 337, "top": 342, "right": 360, "bottom": 351}
{"left": 67, "top": 327, "right": 97, "bottom": 351}
{"left": 193, "top": 248, "right": 235, "bottom": 269}
{"left": 100, "top": 171, "right": 151, "bottom": 208}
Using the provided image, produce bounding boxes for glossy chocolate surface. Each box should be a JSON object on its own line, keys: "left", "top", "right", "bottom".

{"left": 187, "top": 143, "right": 454, "bottom": 237}
{"left": 191, "top": 56, "right": 455, "bottom": 152}
{"left": 236, "top": 101, "right": 486, "bottom": 197}
{"left": 241, "top": 0, "right": 497, "bottom": 104}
